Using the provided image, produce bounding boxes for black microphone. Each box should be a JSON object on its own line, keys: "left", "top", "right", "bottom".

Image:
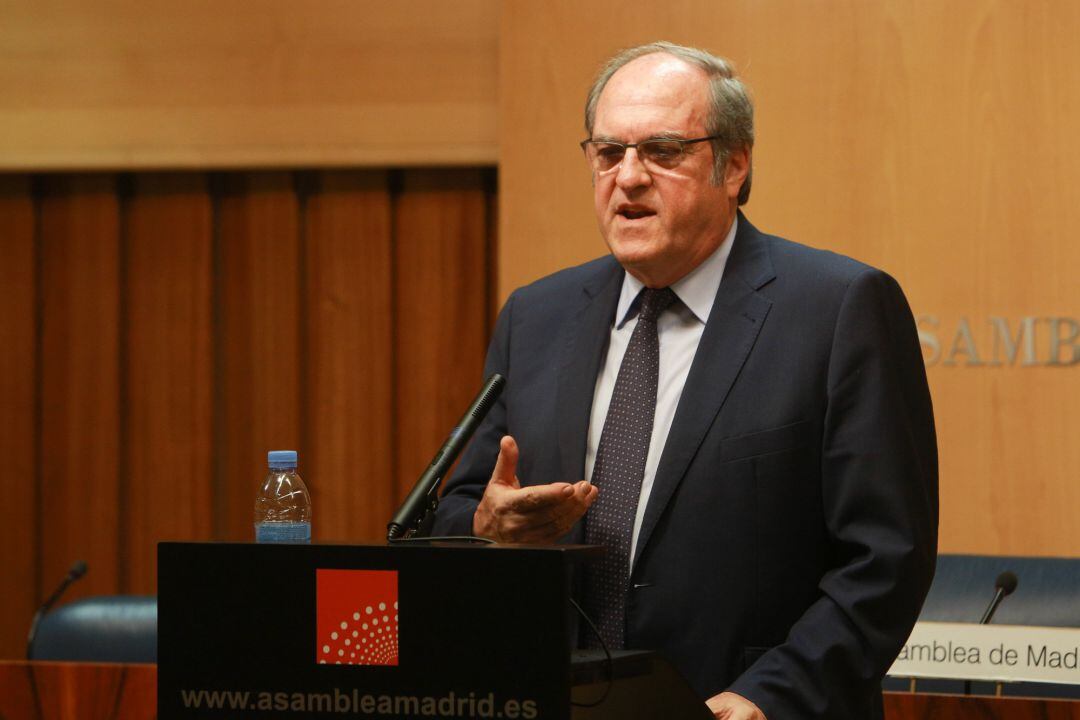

{"left": 387, "top": 373, "right": 506, "bottom": 541}
{"left": 964, "top": 570, "right": 1018, "bottom": 695}
{"left": 980, "top": 571, "right": 1018, "bottom": 625}
{"left": 26, "top": 560, "right": 88, "bottom": 659}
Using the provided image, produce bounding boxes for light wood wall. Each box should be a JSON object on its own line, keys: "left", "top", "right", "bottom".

{"left": 0, "top": 1, "right": 499, "bottom": 169}
{"left": 0, "top": 170, "right": 494, "bottom": 658}
{"left": 499, "top": 2, "right": 1080, "bottom": 557}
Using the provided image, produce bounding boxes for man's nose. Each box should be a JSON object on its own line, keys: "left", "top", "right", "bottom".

{"left": 614, "top": 147, "right": 652, "bottom": 191}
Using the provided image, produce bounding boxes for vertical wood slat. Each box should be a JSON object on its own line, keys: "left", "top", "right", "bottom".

{"left": 217, "top": 172, "right": 301, "bottom": 541}
{"left": 38, "top": 175, "right": 121, "bottom": 601}
{"left": 304, "top": 171, "right": 394, "bottom": 542}
{"left": 123, "top": 174, "right": 214, "bottom": 593}
{"left": 0, "top": 177, "right": 38, "bottom": 659}
{"left": 393, "top": 170, "right": 492, "bottom": 502}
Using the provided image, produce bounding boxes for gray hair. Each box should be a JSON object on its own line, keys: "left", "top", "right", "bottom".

{"left": 584, "top": 41, "right": 754, "bottom": 205}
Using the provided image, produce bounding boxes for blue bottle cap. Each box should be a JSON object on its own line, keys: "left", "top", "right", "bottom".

{"left": 268, "top": 450, "right": 298, "bottom": 469}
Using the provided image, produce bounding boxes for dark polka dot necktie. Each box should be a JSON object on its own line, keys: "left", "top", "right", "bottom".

{"left": 581, "top": 286, "right": 677, "bottom": 650}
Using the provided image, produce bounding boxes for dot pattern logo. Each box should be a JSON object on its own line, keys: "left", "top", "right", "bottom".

{"left": 316, "top": 569, "right": 399, "bottom": 666}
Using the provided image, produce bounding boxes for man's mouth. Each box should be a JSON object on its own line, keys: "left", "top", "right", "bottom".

{"left": 616, "top": 205, "right": 656, "bottom": 220}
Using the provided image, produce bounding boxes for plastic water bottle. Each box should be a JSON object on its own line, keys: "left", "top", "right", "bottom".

{"left": 254, "top": 450, "right": 312, "bottom": 543}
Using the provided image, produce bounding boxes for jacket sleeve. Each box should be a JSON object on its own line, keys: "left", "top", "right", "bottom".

{"left": 729, "top": 268, "right": 939, "bottom": 718}
{"left": 429, "top": 292, "right": 516, "bottom": 537}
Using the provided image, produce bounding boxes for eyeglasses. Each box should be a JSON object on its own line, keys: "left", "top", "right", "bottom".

{"left": 580, "top": 135, "right": 718, "bottom": 174}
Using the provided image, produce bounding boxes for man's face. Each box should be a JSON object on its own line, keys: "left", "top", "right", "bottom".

{"left": 590, "top": 54, "right": 748, "bottom": 288}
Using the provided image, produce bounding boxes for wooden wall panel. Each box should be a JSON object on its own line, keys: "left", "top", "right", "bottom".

{"left": 217, "top": 173, "right": 301, "bottom": 541}
{"left": 38, "top": 175, "right": 120, "bottom": 600}
{"left": 0, "top": 0, "right": 499, "bottom": 169}
{"left": 0, "top": 177, "right": 37, "bottom": 659}
{"left": 0, "top": 166, "right": 490, "bottom": 654}
{"left": 394, "top": 170, "right": 492, "bottom": 499}
{"left": 304, "top": 171, "right": 394, "bottom": 542}
{"left": 123, "top": 174, "right": 214, "bottom": 593}
{"left": 0, "top": 660, "right": 157, "bottom": 720}
{"left": 498, "top": 1, "right": 1080, "bottom": 557}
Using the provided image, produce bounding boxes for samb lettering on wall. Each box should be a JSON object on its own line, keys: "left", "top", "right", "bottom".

{"left": 917, "top": 316, "right": 1080, "bottom": 367}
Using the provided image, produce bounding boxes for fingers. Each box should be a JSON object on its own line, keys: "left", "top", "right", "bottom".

{"left": 502, "top": 482, "right": 597, "bottom": 540}
{"left": 505, "top": 482, "right": 573, "bottom": 512}
{"left": 705, "top": 692, "right": 766, "bottom": 720}
{"left": 476, "top": 482, "right": 597, "bottom": 543}
{"left": 505, "top": 481, "right": 596, "bottom": 518}
{"left": 489, "top": 435, "right": 520, "bottom": 488}
{"left": 582, "top": 480, "right": 599, "bottom": 504}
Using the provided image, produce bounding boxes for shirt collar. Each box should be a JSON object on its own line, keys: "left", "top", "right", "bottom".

{"left": 614, "top": 215, "right": 738, "bottom": 327}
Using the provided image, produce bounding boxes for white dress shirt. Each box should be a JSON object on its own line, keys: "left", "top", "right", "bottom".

{"left": 585, "top": 217, "right": 737, "bottom": 567}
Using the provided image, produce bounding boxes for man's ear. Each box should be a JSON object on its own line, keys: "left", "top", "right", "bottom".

{"left": 724, "top": 147, "right": 751, "bottom": 199}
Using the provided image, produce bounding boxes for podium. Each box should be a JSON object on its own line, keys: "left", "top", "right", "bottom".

{"left": 157, "top": 542, "right": 710, "bottom": 719}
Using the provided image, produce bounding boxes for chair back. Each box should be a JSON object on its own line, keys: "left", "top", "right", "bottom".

{"left": 30, "top": 595, "right": 157, "bottom": 663}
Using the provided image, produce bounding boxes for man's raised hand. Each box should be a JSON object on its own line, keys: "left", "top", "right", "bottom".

{"left": 472, "top": 436, "right": 598, "bottom": 543}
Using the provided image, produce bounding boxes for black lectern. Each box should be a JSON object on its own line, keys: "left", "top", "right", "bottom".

{"left": 158, "top": 542, "right": 709, "bottom": 719}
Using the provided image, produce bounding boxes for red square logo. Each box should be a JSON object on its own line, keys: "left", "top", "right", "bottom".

{"left": 316, "top": 569, "right": 399, "bottom": 666}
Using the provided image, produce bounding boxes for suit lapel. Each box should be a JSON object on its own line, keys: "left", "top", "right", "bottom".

{"left": 555, "top": 259, "right": 623, "bottom": 487}
{"left": 632, "top": 216, "right": 776, "bottom": 569}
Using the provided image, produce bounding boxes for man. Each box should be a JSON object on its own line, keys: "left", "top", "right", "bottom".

{"left": 433, "top": 42, "right": 937, "bottom": 719}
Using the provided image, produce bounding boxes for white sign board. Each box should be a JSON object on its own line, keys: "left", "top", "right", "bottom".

{"left": 887, "top": 622, "right": 1080, "bottom": 685}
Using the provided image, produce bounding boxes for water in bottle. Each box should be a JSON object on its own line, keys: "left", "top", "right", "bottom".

{"left": 254, "top": 450, "right": 312, "bottom": 543}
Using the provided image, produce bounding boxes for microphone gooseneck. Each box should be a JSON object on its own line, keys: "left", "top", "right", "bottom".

{"left": 27, "top": 560, "right": 88, "bottom": 659}
{"left": 387, "top": 374, "right": 506, "bottom": 541}
{"left": 964, "top": 569, "right": 1019, "bottom": 696}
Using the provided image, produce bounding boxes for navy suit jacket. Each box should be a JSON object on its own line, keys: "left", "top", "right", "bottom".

{"left": 433, "top": 214, "right": 938, "bottom": 718}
